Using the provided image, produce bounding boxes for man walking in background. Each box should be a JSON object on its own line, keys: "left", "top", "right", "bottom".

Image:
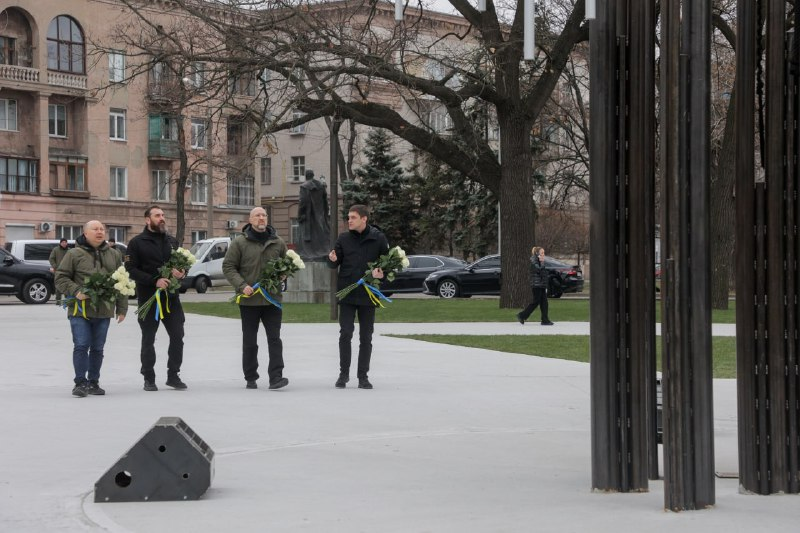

{"left": 49, "top": 238, "right": 70, "bottom": 305}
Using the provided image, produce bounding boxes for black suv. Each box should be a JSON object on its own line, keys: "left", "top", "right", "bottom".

{"left": 0, "top": 248, "right": 55, "bottom": 304}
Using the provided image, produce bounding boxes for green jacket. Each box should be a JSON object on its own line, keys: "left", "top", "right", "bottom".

{"left": 55, "top": 238, "right": 129, "bottom": 318}
{"left": 223, "top": 224, "right": 288, "bottom": 306}
{"left": 48, "top": 244, "right": 70, "bottom": 269}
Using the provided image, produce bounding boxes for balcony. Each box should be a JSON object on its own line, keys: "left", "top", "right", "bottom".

{"left": 47, "top": 71, "right": 87, "bottom": 90}
{"left": 148, "top": 139, "right": 180, "bottom": 159}
{"left": 0, "top": 64, "right": 39, "bottom": 83}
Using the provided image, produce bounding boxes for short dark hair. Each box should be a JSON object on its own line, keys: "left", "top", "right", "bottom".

{"left": 144, "top": 205, "right": 162, "bottom": 218}
{"left": 108, "top": 238, "right": 116, "bottom": 243}
{"left": 59, "top": 238, "right": 68, "bottom": 244}
{"left": 348, "top": 204, "right": 369, "bottom": 218}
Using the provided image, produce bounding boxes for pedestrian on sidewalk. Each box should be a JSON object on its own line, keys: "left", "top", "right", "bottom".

{"left": 222, "top": 207, "right": 290, "bottom": 391}
{"left": 55, "top": 221, "right": 127, "bottom": 397}
{"left": 517, "top": 246, "right": 555, "bottom": 326}
{"left": 49, "top": 238, "right": 70, "bottom": 305}
{"left": 125, "top": 206, "right": 188, "bottom": 392}
{"left": 327, "top": 205, "right": 389, "bottom": 389}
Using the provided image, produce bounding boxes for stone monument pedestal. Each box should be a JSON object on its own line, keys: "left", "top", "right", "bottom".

{"left": 283, "top": 261, "right": 332, "bottom": 304}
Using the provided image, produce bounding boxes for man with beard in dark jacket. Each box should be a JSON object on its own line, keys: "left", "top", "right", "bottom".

{"left": 223, "top": 207, "right": 290, "bottom": 390}
{"left": 125, "top": 206, "right": 188, "bottom": 392}
{"left": 327, "top": 204, "right": 390, "bottom": 389}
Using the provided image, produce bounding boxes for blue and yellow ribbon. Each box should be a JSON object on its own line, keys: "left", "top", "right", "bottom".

{"left": 358, "top": 278, "right": 393, "bottom": 308}
{"left": 62, "top": 297, "right": 87, "bottom": 319}
{"left": 235, "top": 282, "right": 283, "bottom": 309}
{"left": 152, "top": 288, "right": 171, "bottom": 321}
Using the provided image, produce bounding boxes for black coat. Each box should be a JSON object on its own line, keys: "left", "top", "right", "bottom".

{"left": 327, "top": 225, "right": 390, "bottom": 305}
{"left": 125, "top": 227, "right": 180, "bottom": 303}
{"left": 530, "top": 256, "right": 550, "bottom": 289}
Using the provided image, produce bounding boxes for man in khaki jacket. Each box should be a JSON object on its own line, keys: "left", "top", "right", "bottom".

{"left": 55, "top": 221, "right": 128, "bottom": 397}
{"left": 223, "top": 207, "right": 289, "bottom": 390}
{"left": 48, "top": 238, "right": 70, "bottom": 305}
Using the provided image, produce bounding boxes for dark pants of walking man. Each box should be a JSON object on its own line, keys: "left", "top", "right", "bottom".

{"left": 239, "top": 305, "right": 284, "bottom": 383}
{"left": 139, "top": 305, "right": 185, "bottom": 382}
{"left": 519, "top": 287, "right": 549, "bottom": 323}
{"left": 338, "top": 303, "right": 376, "bottom": 379}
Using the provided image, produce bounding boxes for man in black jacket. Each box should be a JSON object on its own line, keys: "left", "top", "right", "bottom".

{"left": 327, "top": 205, "right": 389, "bottom": 389}
{"left": 125, "top": 206, "right": 188, "bottom": 391}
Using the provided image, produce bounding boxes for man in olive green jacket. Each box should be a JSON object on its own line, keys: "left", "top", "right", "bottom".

{"left": 49, "top": 238, "right": 70, "bottom": 305}
{"left": 223, "top": 207, "right": 289, "bottom": 390}
{"left": 55, "top": 221, "right": 128, "bottom": 398}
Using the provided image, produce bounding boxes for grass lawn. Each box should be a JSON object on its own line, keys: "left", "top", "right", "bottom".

{"left": 182, "top": 297, "right": 737, "bottom": 324}
{"left": 182, "top": 298, "right": 737, "bottom": 379}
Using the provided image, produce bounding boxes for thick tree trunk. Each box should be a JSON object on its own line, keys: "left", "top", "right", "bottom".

{"left": 710, "top": 90, "right": 736, "bottom": 309}
{"left": 498, "top": 112, "right": 536, "bottom": 308}
{"left": 175, "top": 115, "right": 188, "bottom": 246}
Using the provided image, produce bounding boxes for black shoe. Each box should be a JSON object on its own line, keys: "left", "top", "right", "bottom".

{"left": 143, "top": 380, "right": 158, "bottom": 392}
{"left": 335, "top": 375, "right": 349, "bottom": 389}
{"left": 358, "top": 378, "right": 373, "bottom": 390}
{"left": 268, "top": 377, "right": 289, "bottom": 390}
{"left": 517, "top": 313, "right": 525, "bottom": 325}
{"left": 246, "top": 380, "right": 258, "bottom": 389}
{"left": 541, "top": 320, "right": 555, "bottom": 326}
{"left": 72, "top": 382, "right": 88, "bottom": 397}
{"left": 86, "top": 381, "right": 106, "bottom": 395}
{"left": 166, "top": 377, "right": 188, "bottom": 390}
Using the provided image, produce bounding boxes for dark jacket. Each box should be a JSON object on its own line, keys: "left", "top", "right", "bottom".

{"left": 48, "top": 244, "right": 70, "bottom": 269}
{"left": 530, "top": 255, "right": 550, "bottom": 289}
{"left": 222, "top": 224, "right": 288, "bottom": 306}
{"left": 327, "top": 224, "right": 390, "bottom": 305}
{"left": 55, "top": 235, "right": 128, "bottom": 318}
{"left": 125, "top": 227, "right": 180, "bottom": 303}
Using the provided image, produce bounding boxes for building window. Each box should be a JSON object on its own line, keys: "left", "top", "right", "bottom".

{"left": 291, "top": 156, "right": 305, "bottom": 181}
{"left": 289, "top": 110, "right": 306, "bottom": 134}
{"left": 0, "top": 99, "right": 17, "bottom": 131}
{"left": 229, "top": 71, "right": 256, "bottom": 96}
{"left": 152, "top": 169, "right": 170, "bottom": 201}
{"left": 190, "top": 172, "right": 207, "bottom": 204}
{"left": 189, "top": 62, "right": 205, "bottom": 88}
{"left": 227, "top": 174, "right": 254, "bottom": 206}
{"left": 191, "top": 118, "right": 207, "bottom": 149}
{"left": 110, "top": 167, "right": 127, "bottom": 199}
{"left": 48, "top": 104, "right": 67, "bottom": 137}
{"left": 109, "top": 109, "right": 126, "bottom": 141}
{"left": 50, "top": 161, "right": 87, "bottom": 191}
{"left": 57, "top": 225, "right": 83, "bottom": 239}
{"left": 260, "top": 157, "right": 272, "bottom": 186}
{"left": 47, "top": 16, "right": 85, "bottom": 74}
{"left": 191, "top": 230, "right": 207, "bottom": 243}
{"left": 106, "top": 226, "right": 127, "bottom": 242}
{"left": 0, "top": 157, "right": 38, "bottom": 193}
{"left": 0, "top": 36, "right": 17, "bottom": 66}
{"left": 109, "top": 50, "right": 125, "bottom": 83}
{"left": 227, "top": 122, "right": 243, "bottom": 155}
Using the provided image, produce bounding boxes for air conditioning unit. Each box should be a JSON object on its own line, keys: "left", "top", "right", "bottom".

{"left": 226, "top": 220, "right": 238, "bottom": 229}
{"left": 39, "top": 222, "right": 54, "bottom": 232}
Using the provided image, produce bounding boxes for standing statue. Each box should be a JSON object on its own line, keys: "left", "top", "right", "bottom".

{"left": 296, "top": 169, "right": 331, "bottom": 260}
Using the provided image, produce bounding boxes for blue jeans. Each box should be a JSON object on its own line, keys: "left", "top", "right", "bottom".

{"left": 69, "top": 316, "right": 111, "bottom": 384}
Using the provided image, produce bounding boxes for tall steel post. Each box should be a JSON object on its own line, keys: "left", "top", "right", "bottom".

{"left": 659, "top": 0, "right": 715, "bottom": 510}
{"left": 590, "top": 0, "right": 657, "bottom": 492}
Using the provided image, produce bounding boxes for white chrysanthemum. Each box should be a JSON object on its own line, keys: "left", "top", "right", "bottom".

{"left": 293, "top": 257, "right": 305, "bottom": 269}
{"left": 401, "top": 258, "right": 410, "bottom": 268}
{"left": 395, "top": 247, "right": 407, "bottom": 259}
{"left": 286, "top": 249, "right": 299, "bottom": 260}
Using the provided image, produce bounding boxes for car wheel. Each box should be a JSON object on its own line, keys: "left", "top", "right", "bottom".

{"left": 381, "top": 292, "right": 393, "bottom": 297}
{"left": 437, "top": 279, "right": 459, "bottom": 299}
{"left": 280, "top": 279, "right": 288, "bottom": 292}
{"left": 22, "top": 278, "right": 51, "bottom": 304}
{"left": 195, "top": 276, "right": 210, "bottom": 293}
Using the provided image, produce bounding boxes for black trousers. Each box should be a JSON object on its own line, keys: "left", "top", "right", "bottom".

{"left": 139, "top": 300, "right": 184, "bottom": 382}
{"left": 338, "top": 303, "right": 376, "bottom": 379}
{"left": 520, "top": 287, "right": 549, "bottom": 322}
{"left": 239, "top": 304, "right": 284, "bottom": 383}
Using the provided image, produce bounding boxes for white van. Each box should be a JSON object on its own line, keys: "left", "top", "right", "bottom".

{"left": 181, "top": 237, "right": 231, "bottom": 293}
{"left": 4, "top": 240, "right": 127, "bottom": 266}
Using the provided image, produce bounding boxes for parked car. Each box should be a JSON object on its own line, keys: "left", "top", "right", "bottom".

{"left": 422, "top": 254, "right": 585, "bottom": 299}
{"left": 0, "top": 248, "right": 55, "bottom": 304}
{"left": 379, "top": 255, "right": 468, "bottom": 296}
{"left": 4, "top": 239, "right": 127, "bottom": 267}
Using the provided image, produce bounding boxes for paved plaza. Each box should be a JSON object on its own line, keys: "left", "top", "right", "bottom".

{"left": 0, "top": 296, "right": 796, "bottom": 532}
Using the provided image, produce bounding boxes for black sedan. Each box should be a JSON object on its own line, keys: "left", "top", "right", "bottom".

{"left": 0, "top": 248, "right": 55, "bottom": 304}
{"left": 379, "top": 255, "right": 468, "bottom": 296}
{"left": 422, "top": 254, "right": 585, "bottom": 299}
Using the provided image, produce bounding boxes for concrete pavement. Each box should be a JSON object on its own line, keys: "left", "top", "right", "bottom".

{"left": 0, "top": 300, "right": 795, "bottom": 532}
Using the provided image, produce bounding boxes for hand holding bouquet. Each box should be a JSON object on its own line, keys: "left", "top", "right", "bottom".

{"left": 335, "top": 246, "right": 409, "bottom": 306}
{"left": 136, "top": 247, "right": 197, "bottom": 321}
{"left": 232, "top": 249, "right": 305, "bottom": 308}
{"left": 65, "top": 266, "right": 136, "bottom": 318}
